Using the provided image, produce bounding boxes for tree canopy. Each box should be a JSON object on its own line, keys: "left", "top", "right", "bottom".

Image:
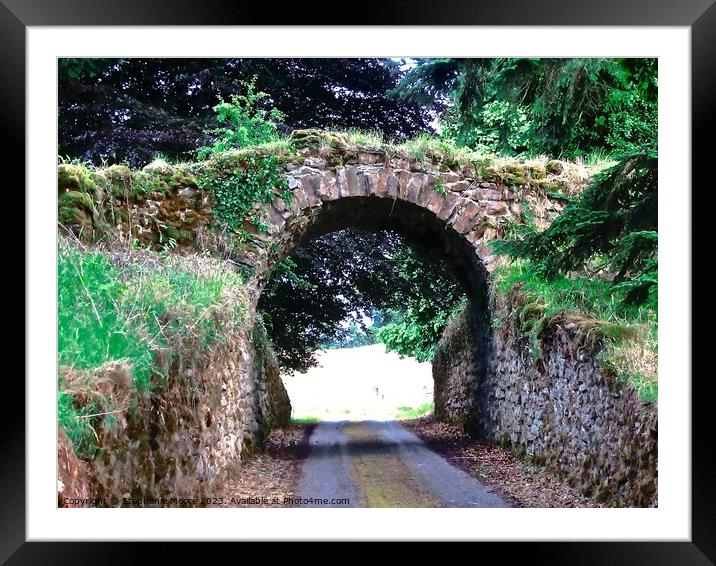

{"left": 59, "top": 58, "right": 437, "bottom": 167}
{"left": 492, "top": 151, "right": 658, "bottom": 307}
{"left": 258, "top": 229, "right": 463, "bottom": 373}
{"left": 393, "top": 58, "right": 657, "bottom": 158}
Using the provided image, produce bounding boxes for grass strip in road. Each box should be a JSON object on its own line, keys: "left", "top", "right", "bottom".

{"left": 342, "top": 422, "right": 441, "bottom": 508}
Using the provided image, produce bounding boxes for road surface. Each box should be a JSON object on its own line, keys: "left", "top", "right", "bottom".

{"left": 297, "top": 420, "right": 511, "bottom": 508}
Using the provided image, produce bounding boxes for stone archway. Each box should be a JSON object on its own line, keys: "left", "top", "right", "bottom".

{"left": 57, "top": 129, "right": 571, "bottom": 443}
{"left": 59, "top": 131, "right": 660, "bottom": 508}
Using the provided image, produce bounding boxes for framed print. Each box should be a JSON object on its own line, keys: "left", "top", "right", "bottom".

{"left": 8, "top": 0, "right": 712, "bottom": 562}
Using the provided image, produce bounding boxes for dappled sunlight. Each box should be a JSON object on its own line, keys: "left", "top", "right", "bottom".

{"left": 282, "top": 344, "right": 433, "bottom": 422}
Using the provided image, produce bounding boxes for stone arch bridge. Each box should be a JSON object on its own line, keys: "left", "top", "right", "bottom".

{"left": 57, "top": 130, "right": 656, "bottom": 507}
{"left": 60, "top": 129, "right": 570, "bottom": 295}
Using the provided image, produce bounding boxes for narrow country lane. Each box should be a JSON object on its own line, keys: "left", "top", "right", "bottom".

{"left": 297, "top": 420, "right": 511, "bottom": 508}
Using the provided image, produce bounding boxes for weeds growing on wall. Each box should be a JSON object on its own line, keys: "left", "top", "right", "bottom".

{"left": 196, "top": 154, "right": 291, "bottom": 236}
{"left": 490, "top": 148, "right": 658, "bottom": 403}
{"left": 197, "top": 77, "right": 286, "bottom": 159}
{"left": 493, "top": 260, "right": 657, "bottom": 402}
{"left": 58, "top": 240, "right": 248, "bottom": 457}
{"left": 194, "top": 78, "right": 294, "bottom": 237}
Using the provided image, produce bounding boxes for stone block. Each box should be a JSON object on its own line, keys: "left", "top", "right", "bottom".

{"left": 436, "top": 192, "right": 461, "bottom": 221}
{"left": 451, "top": 200, "right": 483, "bottom": 234}
{"left": 405, "top": 173, "right": 427, "bottom": 203}
{"left": 487, "top": 202, "right": 509, "bottom": 216}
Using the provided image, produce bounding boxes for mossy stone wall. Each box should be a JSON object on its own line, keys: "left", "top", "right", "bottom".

{"left": 433, "top": 296, "right": 658, "bottom": 507}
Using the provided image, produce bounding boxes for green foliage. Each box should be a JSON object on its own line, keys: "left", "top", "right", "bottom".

{"left": 377, "top": 299, "right": 466, "bottom": 363}
{"left": 197, "top": 77, "right": 286, "bottom": 159}
{"left": 494, "top": 261, "right": 655, "bottom": 327}
{"left": 58, "top": 246, "right": 155, "bottom": 388}
{"left": 395, "top": 401, "right": 434, "bottom": 420}
{"left": 463, "top": 99, "right": 531, "bottom": 155}
{"left": 322, "top": 321, "right": 379, "bottom": 350}
{"left": 493, "top": 260, "right": 657, "bottom": 402}
{"left": 198, "top": 153, "right": 290, "bottom": 234}
{"left": 394, "top": 58, "right": 657, "bottom": 159}
{"left": 58, "top": 58, "right": 123, "bottom": 82}
{"left": 434, "top": 177, "right": 448, "bottom": 196}
{"left": 260, "top": 230, "right": 464, "bottom": 372}
{"left": 492, "top": 151, "right": 657, "bottom": 307}
{"left": 58, "top": 241, "right": 247, "bottom": 456}
{"left": 194, "top": 82, "right": 292, "bottom": 234}
{"left": 291, "top": 416, "right": 320, "bottom": 424}
{"left": 375, "top": 243, "right": 466, "bottom": 362}
{"left": 376, "top": 309, "right": 446, "bottom": 362}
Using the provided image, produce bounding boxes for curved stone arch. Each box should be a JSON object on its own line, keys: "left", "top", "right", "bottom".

{"left": 57, "top": 130, "right": 570, "bottom": 294}
{"left": 247, "top": 159, "right": 520, "bottom": 294}
{"left": 243, "top": 155, "right": 524, "bottom": 425}
{"left": 60, "top": 137, "right": 661, "bottom": 507}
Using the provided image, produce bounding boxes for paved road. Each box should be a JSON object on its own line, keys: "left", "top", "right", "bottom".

{"left": 297, "top": 420, "right": 511, "bottom": 508}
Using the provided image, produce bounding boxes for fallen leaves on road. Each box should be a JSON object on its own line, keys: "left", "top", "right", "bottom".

{"left": 215, "top": 423, "right": 314, "bottom": 508}
{"left": 402, "top": 417, "right": 602, "bottom": 508}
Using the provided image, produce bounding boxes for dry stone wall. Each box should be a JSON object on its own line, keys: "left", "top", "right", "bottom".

{"left": 433, "top": 305, "right": 484, "bottom": 429}
{"left": 433, "top": 296, "right": 658, "bottom": 507}
{"left": 58, "top": 323, "right": 290, "bottom": 507}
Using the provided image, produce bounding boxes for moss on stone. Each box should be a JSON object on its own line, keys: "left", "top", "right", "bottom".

{"left": 104, "top": 165, "right": 134, "bottom": 199}
{"left": 58, "top": 206, "right": 82, "bottom": 225}
{"left": 528, "top": 163, "right": 546, "bottom": 179}
{"left": 57, "top": 164, "right": 82, "bottom": 190}
{"left": 483, "top": 166, "right": 502, "bottom": 182}
{"left": 173, "top": 168, "right": 198, "bottom": 186}
{"left": 504, "top": 163, "right": 524, "bottom": 175}
{"left": 132, "top": 171, "right": 169, "bottom": 196}
{"left": 104, "top": 164, "right": 133, "bottom": 183}
{"left": 59, "top": 190, "right": 94, "bottom": 211}
{"left": 503, "top": 172, "right": 527, "bottom": 186}
{"left": 290, "top": 129, "right": 345, "bottom": 152}
{"left": 88, "top": 171, "right": 109, "bottom": 191}
{"left": 546, "top": 159, "right": 564, "bottom": 174}
{"left": 58, "top": 190, "right": 96, "bottom": 238}
{"left": 58, "top": 164, "right": 109, "bottom": 201}
{"left": 143, "top": 159, "right": 174, "bottom": 176}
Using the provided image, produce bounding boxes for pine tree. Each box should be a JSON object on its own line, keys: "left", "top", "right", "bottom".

{"left": 493, "top": 151, "right": 657, "bottom": 305}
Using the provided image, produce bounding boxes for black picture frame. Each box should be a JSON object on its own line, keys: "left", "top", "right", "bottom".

{"left": 8, "top": 0, "right": 709, "bottom": 562}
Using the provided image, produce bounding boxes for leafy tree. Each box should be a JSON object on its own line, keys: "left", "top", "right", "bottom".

{"left": 258, "top": 229, "right": 463, "bottom": 373}
{"left": 322, "top": 320, "right": 379, "bottom": 350}
{"left": 393, "top": 58, "right": 657, "bottom": 158}
{"left": 375, "top": 246, "right": 465, "bottom": 362}
{"left": 59, "top": 58, "right": 437, "bottom": 167}
{"left": 197, "top": 77, "right": 285, "bottom": 158}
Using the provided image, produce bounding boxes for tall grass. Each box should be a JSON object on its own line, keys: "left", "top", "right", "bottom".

{"left": 58, "top": 240, "right": 248, "bottom": 456}
{"left": 395, "top": 401, "right": 434, "bottom": 420}
{"left": 494, "top": 260, "right": 656, "bottom": 324}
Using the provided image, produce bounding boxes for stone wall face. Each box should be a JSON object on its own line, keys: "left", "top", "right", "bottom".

{"left": 433, "top": 296, "right": 658, "bottom": 507}
{"left": 433, "top": 306, "right": 482, "bottom": 428}
{"left": 58, "top": 325, "right": 290, "bottom": 507}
